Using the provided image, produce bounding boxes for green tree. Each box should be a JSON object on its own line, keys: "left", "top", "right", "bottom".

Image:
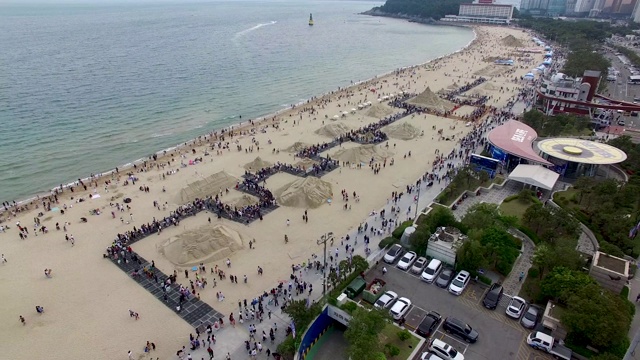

{"left": 344, "top": 307, "right": 389, "bottom": 360}
{"left": 409, "top": 225, "right": 431, "bottom": 256}
{"left": 563, "top": 283, "right": 633, "bottom": 350}
{"left": 421, "top": 206, "right": 462, "bottom": 233}
{"left": 539, "top": 267, "right": 596, "bottom": 303}
{"left": 455, "top": 239, "right": 485, "bottom": 275}
{"left": 462, "top": 203, "right": 503, "bottom": 230}
{"left": 282, "top": 299, "right": 324, "bottom": 337}
{"left": 478, "top": 227, "right": 520, "bottom": 276}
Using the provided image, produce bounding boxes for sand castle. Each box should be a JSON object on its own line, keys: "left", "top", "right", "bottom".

{"left": 332, "top": 144, "right": 393, "bottom": 164}
{"left": 501, "top": 34, "right": 525, "bottom": 48}
{"left": 159, "top": 224, "right": 244, "bottom": 267}
{"left": 283, "top": 141, "right": 311, "bottom": 153}
{"left": 244, "top": 156, "right": 273, "bottom": 171}
{"left": 177, "top": 171, "right": 238, "bottom": 204}
{"left": 275, "top": 177, "right": 333, "bottom": 209}
{"left": 315, "top": 122, "right": 351, "bottom": 138}
{"left": 365, "top": 103, "right": 396, "bottom": 119}
{"left": 383, "top": 122, "right": 422, "bottom": 140}
{"left": 407, "top": 87, "right": 455, "bottom": 113}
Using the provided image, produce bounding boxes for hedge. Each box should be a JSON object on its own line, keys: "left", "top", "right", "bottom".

{"left": 392, "top": 220, "right": 414, "bottom": 239}
{"left": 379, "top": 236, "right": 399, "bottom": 249}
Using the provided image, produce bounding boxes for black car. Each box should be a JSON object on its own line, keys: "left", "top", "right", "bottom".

{"left": 416, "top": 311, "right": 442, "bottom": 338}
{"left": 442, "top": 317, "right": 479, "bottom": 343}
{"left": 482, "top": 283, "right": 503, "bottom": 310}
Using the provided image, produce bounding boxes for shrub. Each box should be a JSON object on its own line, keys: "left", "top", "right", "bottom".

{"left": 378, "top": 236, "right": 398, "bottom": 249}
{"left": 503, "top": 194, "right": 518, "bottom": 203}
{"left": 528, "top": 267, "right": 540, "bottom": 279}
{"left": 341, "top": 301, "right": 358, "bottom": 314}
{"left": 397, "top": 329, "right": 411, "bottom": 341}
{"left": 384, "top": 344, "right": 400, "bottom": 357}
{"left": 621, "top": 285, "right": 630, "bottom": 300}
{"left": 517, "top": 225, "right": 541, "bottom": 244}
{"left": 392, "top": 220, "right": 414, "bottom": 239}
{"left": 478, "top": 275, "right": 492, "bottom": 285}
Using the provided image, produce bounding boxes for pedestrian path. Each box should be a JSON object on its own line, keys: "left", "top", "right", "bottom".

{"left": 109, "top": 252, "right": 225, "bottom": 328}
{"left": 451, "top": 179, "right": 520, "bottom": 220}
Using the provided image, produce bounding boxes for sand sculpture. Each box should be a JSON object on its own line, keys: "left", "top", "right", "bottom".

{"left": 315, "top": 122, "right": 351, "bottom": 138}
{"left": 159, "top": 224, "right": 244, "bottom": 266}
{"left": 407, "top": 87, "right": 455, "bottom": 113}
{"left": 275, "top": 177, "right": 333, "bottom": 209}
{"left": 177, "top": 171, "right": 238, "bottom": 204}
{"left": 501, "top": 34, "right": 525, "bottom": 48}
{"left": 383, "top": 122, "right": 422, "bottom": 140}
{"left": 243, "top": 156, "right": 273, "bottom": 171}
{"left": 332, "top": 144, "right": 393, "bottom": 164}
{"left": 365, "top": 103, "right": 396, "bottom": 119}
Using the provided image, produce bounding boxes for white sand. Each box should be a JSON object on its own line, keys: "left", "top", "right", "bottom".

{"left": 0, "top": 26, "right": 543, "bottom": 360}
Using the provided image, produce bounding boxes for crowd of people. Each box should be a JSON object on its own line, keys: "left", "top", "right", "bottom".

{"left": 442, "top": 77, "right": 487, "bottom": 100}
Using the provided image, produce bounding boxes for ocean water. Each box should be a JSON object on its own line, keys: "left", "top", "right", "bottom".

{"left": 0, "top": 0, "right": 474, "bottom": 203}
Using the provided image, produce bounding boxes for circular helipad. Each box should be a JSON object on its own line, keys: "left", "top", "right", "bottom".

{"left": 537, "top": 138, "right": 627, "bottom": 164}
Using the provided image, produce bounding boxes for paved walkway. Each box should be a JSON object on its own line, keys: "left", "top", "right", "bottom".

{"left": 451, "top": 179, "right": 521, "bottom": 220}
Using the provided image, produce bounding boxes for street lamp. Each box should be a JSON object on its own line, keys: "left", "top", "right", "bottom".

{"left": 317, "top": 232, "right": 334, "bottom": 296}
{"left": 414, "top": 180, "right": 421, "bottom": 220}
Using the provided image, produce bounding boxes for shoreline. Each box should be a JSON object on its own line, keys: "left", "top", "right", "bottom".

{"left": 1, "top": 25, "right": 477, "bottom": 212}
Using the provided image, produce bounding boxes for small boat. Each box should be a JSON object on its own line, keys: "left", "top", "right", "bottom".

{"left": 309, "top": 13, "right": 314, "bottom": 26}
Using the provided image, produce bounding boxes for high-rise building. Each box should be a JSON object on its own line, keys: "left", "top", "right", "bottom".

{"left": 574, "top": 0, "right": 596, "bottom": 12}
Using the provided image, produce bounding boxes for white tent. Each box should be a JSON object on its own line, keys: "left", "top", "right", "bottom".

{"left": 358, "top": 104, "right": 364, "bottom": 109}
{"left": 350, "top": 108, "right": 357, "bottom": 113}
{"left": 508, "top": 164, "right": 559, "bottom": 190}
{"left": 333, "top": 115, "right": 340, "bottom": 119}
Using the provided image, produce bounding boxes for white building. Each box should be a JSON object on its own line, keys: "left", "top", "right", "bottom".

{"left": 442, "top": 3, "right": 514, "bottom": 24}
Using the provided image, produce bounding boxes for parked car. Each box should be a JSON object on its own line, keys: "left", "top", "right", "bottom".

{"left": 421, "top": 259, "right": 443, "bottom": 283}
{"left": 411, "top": 257, "right": 428, "bottom": 274}
{"left": 428, "top": 338, "right": 464, "bottom": 360}
{"left": 527, "top": 332, "right": 572, "bottom": 360}
{"left": 448, "top": 270, "right": 470, "bottom": 296}
{"left": 442, "top": 317, "right": 479, "bottom": 343}
{"left": 397, "top": 251, "right": 417, "bottom": 270}
{"left": 506, "top": 296, "right": 526, "bottom": 319}
{"left": 482, "top": 283, "right": 503, "bottom": 310}
{"left": 520, "top": 305, "right": 540, "bottom": 329}
{"left": 421, "top": 352, "right": 445, "bottom": 360}
{"left": 383, "top": 244, "right": 404, "bottom": 264}
{"left": 390, "top": 297, "right": 412, "bottom": 320}
{"left": 416, "top": 311, "right": 442, "bottom": 338}
{"left": 435, "top": 268, "right": 454, "bottom": 288}
{"left": 374, "top": 290, "right": 398, "bottom": 309}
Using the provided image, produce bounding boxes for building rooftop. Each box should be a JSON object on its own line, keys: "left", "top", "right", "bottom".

{"left": 537, "top": 138, "right": 627, "bottom": 165}
{"left": 594, "top": 251, "right": 628, "bottom": 275}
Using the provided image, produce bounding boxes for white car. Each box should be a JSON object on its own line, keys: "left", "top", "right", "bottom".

{"left": 506, "top": 296, "right": 526, "bottom": 319}
{"left": 421, "top": 352, "right": 445, "bottom": 360}
{"left": 411, "top": 257, "right": 428, "bottom": 274}
{"left": 397, "top": 251, "right": 417, "bottom": 270}
{"left": 448, "top": 270, "right": 470, "bottom": 296}
{"left": 374, "top": 290, "right": 398, "bottom": 309}
{"left": 389, "top": 297, "right": 412, "bottom": 320}
{"left": 428, "top": 338, "right": 464, "bottom": 360}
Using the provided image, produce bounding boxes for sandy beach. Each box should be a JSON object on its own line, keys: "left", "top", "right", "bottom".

{"left": 0, "top": 25, "right": 543, "bottom": 360}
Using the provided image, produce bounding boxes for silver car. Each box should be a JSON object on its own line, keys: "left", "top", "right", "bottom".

{"left": 520, "top": 305, "right": 539, "bottom": 328}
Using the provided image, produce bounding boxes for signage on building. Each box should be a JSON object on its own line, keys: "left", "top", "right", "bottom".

{"left": 327, "top": 305, "right": 352, "bottom": 326}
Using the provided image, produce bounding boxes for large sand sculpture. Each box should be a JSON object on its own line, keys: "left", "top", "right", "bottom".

{"left": 407, "top": 87, "right": 455, "bottom": 113}
{"left": 275, "top": 177, "right": 333, "bottom": 209}
{"left": 283, "top": 141, "right": 310, "bottom": 153}
{"left": 383, "top": 122, "right": 422, "bottom": 140}
{"left": 315, "top": 122, "right": 351, "bottom": 138}
{"left": 159, "top": 224, "right": 244, "bottom": 266}
{"left": 501, "top": 34, "right": 524, "bottom": 48}
{"left": 365, "top": 103, "right": 396, "bottom": 119}
{"left": 244, "top": 156, "right": 273, "bottom": 171}
{"left": 332, "top": 144, "right": 393, "bottom": 164}
{"left": 177, "top": 171, "right": 238, "bottom": 204}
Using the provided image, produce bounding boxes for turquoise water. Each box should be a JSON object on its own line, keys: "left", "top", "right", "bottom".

{"left": 0, "top": 0, "right": 474, "bottom": 203}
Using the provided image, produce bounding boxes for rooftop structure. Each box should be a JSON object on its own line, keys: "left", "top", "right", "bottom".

{"left": 487, "top": 119, "right": 552, "bottom": 166}
{"left": 426, "top": 226, "right": 467, "bottom": 265}
{"left": 537, "top": 138, "right": 627, "bottom": 165}
{"left": 589, "top": 251, "right": 630, "bottom": 293}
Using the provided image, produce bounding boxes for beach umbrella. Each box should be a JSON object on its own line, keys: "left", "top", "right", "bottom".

{"left": 351, "top": 108, "right": 356, "bottom": 113}
{"left": 342, "top": 111, "right": 349, "bottom": 115}
{"left": 358, "top": 104, "right": 364, "bottom": 109}
{"left": 333, "top": 115, "right": 339, "bottom": 119}
{"left": 390, "top": 93, "right": 395, "bottom": 98}
{"left": 382, "top": 96, "right": 389, "bottom": 100}
{"left": 366, "top": 101, "right": 372, "bottom": 106}
{"left": 525, "top": 73, "right": 534, "bottom": 78}
{"left": 377, "top": 98, "right": 382, "bottom": 102}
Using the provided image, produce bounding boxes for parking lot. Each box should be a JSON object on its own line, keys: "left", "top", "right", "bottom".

{"left": 363, "top": 261, "right": 552, "bottom": 360}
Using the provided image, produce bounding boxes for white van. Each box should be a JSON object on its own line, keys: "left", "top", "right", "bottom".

{"left": 420, "top": 259, "right": 443, "bottom": 283}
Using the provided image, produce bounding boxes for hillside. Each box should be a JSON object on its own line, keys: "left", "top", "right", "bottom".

{"left": 363, "top": 0, "right": 473, "bottom": 21}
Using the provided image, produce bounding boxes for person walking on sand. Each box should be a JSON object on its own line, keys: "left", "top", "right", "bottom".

{"left": 19, "top": 315, "right": 25, "bottom": 325}
{"left": 1, "top": 254, "right": 7, "bottom": 263}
